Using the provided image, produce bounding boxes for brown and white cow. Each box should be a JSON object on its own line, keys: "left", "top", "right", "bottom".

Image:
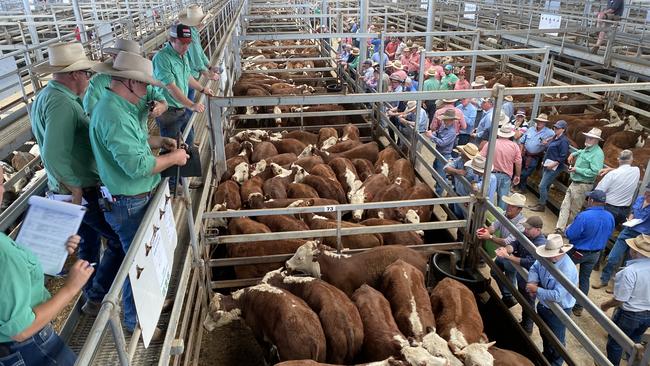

{"left": 297, "top": 174, "right": 347, "bottom": 204}
{"left": 317, "top": 142, "right": 380, "bottom": 164}
{"left": 301, "top": 214, "right": 383, "bottom": 250}
{"left": 263, "top": 270, "right": 364, "bottom": 364}
{"left": 240, "top": 175, "right": 265, "bottom": 209}
{"left": 399, "top": 183, "right": 435, "bottom": 229}
{"left": 341, "top": 123, "right": 360, "bottom": 141}
{"left": 324, "top": 139, "right": 363, "bottom": 153}
{"left": 223, "top": 156, "right": 249, "bottom": 184}
{"left": 256, "top": 214, "right": 310, "bottom": 233}
{"left": 380, "top": 260, "right": 435, "bottom": 340}
{"left": 360, "top": 218, "right": 423, "bottom": 246}
{"left": 265, "top": 152, "right": 298, "bottom": 166}
{"left": 272, "top": 138, "right": 308, "bottom": 156}
{"left": 225, "top": 141, "right": 241, "bottom": 160}
{"left": 282, "top": 130, "right": 319, "bottom": 146}
{"left": 287, "top": 182, "right": 320, "bottom": 199}
{"left": 251, "top": 141, "right": 278, "bottom": 163}
{"left": 349, "top": 174, "right": 391, "bottom": 221}
{"left": 292, "top": 156, "right": 325, "bottom": 172}
{"left": 389, "top": 159, "right": 416, "bottom": 189}
{"left": 375, "top": 147, "right": 401, "bottom": 176}
{"left": 318, "top": 128, "right": 339, "bottom": 149}
{"left": 352, "top": 158, "right": 374, "bottom": 181}
{"left": 429, "top": 278, "right": 487, "bottom": 353}
{"left": 285, "top": 242, "right": 427, "bottom": 297}
{"left": 207, "top": 180, "right": 242, "bottom": 228}
{"left": 309, "top": 163, "right": 338, "bottom": 182}
{"left": 367, "top": 183, "right": 407, "bottom": 221}
{"left": 487, "top": 346, "right": 534, "bottom": 366}
{"left": 204, "top": 284, "right": 327, "bottom": 362}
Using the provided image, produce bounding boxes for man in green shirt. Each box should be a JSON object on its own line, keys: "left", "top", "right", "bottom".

{"left": 90, "top": 51, "right": 188, "bottom": 338}
{"left": 423, "top": 68, "right": 441, "bottom": 117}
{"left": 83, "top": 39, "right": 168, "bottom": 125}
{"left": 31, "top": 42, "right": 121, "bottom": 316}
{"left": 439, "top": 64, "right": 459, "bottom": 90}
{"left": 556, "top": 127, "right": 605, "bottom": 234}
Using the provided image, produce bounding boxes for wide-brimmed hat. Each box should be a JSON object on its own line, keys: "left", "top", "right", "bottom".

{"left": 536, "top": 234, "right": 573, "bottom": 258}
{"left": 389, "top": 73, "right": 404, "bottom": 82}
{"left": 502, "top": 192, "right": 526, "bottom": 207}
{"left": 390, "top": 60, "right": 405, "bottom": 70}
{"left": 522, "top": 216, "right": 543, "bottom": 229}
{"left": 440, "top": 109, "right": 457, "bottom": 121}
{"left": 497, "top": 112, "right": 510, "bottom": 127}
{"left": 454, "top": 143, "right": 479, "bottom": 158}
{"left": 625, "top": 234, "right": 650, "bottom": 258}
{"left": 582, "top": 127, "right": 603, "bottom": 140}
{"left": 93, "top": 51, "right": 162, "bottom": 86}
{"left": 351, "top": 47, "right": 360, "bottom": 56}
{"left": 179, "top": 4, "right": 209, "bottom": 27}
{"left": 465, "top": 155, "right": 488, "bottom": 173}
{"left": 405, "top": 100, "right": 418, "bottom": 112}
{"left": 426, "top": 68, "right": 437, "bottom": 77}
{"left": 442, "top": 98, "right": 458, "bottom": 103}
{"left": 34, "top": 42, "right": 98, "bottom": 74}
{"left": 471, "top": 75, "right": 486, "bottom": 87}
{"left": 534, "top": 113, "right": 549, "bottom": 123}
{"left": 103, "top": 39, "right": 141, "bottom": 55}
{"left": 403, "top": 47, "right": 412, "bottom": 52}
{"left": 497, "top": 124, "right": 516, "bottom": 138}
{"left": 554, "top": 120, "right": 568, "bottom": 129}
{"left": 444, "top": 64, "right": 453, "bottom": 71}
{"left": 504, "top": 95, "right": 514, "bottom": 102}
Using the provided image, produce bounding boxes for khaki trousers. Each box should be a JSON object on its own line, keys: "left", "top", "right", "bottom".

{"left": 556, "top": 182, "right": 593, "bottom": 230}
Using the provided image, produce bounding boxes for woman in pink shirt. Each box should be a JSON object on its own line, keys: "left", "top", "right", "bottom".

{"left": 454, "top": 68, "right": 471, "bottom": 90}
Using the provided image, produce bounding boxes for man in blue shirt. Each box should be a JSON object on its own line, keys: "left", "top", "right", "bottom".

{"left": 502, "top": 95, "right": 515, "bottom": 119}
{"left": 515, "top": 113, "right": 554, "bottom": 193}
{"left": 529, "top": 120, "right": 570, "bottom": 212}
{"left": 595, "top": 183, "right": 650, "bottom": 289}
{"left": 527, "top": 234, "right": 578, "bottom": 366}
{"left": 444, "top": 143, "right": 479, "bottom": 218}
{"left": 426, "top": 109, "right": 458, "bottom": 195}
{"left": 565, "top": 190, "right": 615, "bottom": 316}
{"left": 472, "top": 98, "right": 494, "bottom": 146}
{"left": 457, "top": 98, "right": 477, "bottom": 147}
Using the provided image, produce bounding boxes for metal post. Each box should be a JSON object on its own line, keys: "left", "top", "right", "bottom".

{"left": 425, "top": 0, "right": 435, "bottom": 50}
{"left": 22, "top": 0, "right": 43, "bottom": 61}
{"left": 358, "top": 0, "right": 369, "bottom": 65}
{"left": 531, "top": 47, "right": 550, "bottom": 118}
{"left": 108, "top": 309, "right": 130, "bottom": 366}
{"left": 470, "top": 30, "right": 480, "bottom": 83}
{"left": 410, "top": 51, "right": 426, "bottom": 164}
{"left": 72, "top": 0, "right": 88, "bottom": 44}
{"left": 335, "top": 209, "right": 342, "bottom": 253}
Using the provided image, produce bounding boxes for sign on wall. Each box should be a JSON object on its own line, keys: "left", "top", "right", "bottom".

{"left": 129, "top": 184, "right": 177, "bottom": 348}
{"left": 464, "top": 3, "right": 477, "bottom": 20}
{"left": 539, "top": 13, "right": 562, "bottom": 37}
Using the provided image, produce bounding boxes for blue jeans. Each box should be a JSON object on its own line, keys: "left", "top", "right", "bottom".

{"left": 494, "top": 172, "right": 512, "bottom": 210}
{"left": 433, "top": 154, "right": 451, "bottom": 196}
{"left": 0, "top": 324, "right": 75, "bottom": 366}
{"left": 606, "top": 308, "right": 650, "bottom": 365}
{"left": 79, "top": 188, "right": 123, "bottom": 303}
{"left": 518, "top": 154, "right": 541, "bottom": 190}
{"left": 518, "top": 274, "right": 535, "bottom": 331}
{"left": 537, "top": 303, "right": 571, "bottom": 366}
{"left": 600, "top": 227, "right": 640, "bottom": 284}
{"left": 492, "top": 256, "right": 517, "bottom": 298}
{"left": 538, "top": 167, "right": 563, "bottom": 205}
{"left": 605, "top": 204, "right": 630, "bottom": 227}
{"left": 103, "top": 194, "right": 153, "bottom": 331}
{"left": 183, "top": 87, "right": 196, "bottom": 128}
{"left": 568, "top": 249, "right": 601, "bottom": 311}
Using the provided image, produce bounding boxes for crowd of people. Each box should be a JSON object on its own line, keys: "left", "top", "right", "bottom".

{"left": 0, "top": 5, "right": 219, "bottom": 365}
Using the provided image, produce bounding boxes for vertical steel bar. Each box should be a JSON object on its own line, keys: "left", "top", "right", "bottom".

{"left": 22, "top": 0, "right": 43, "bottom": 61}
{"left": 108, "top": 311, "right": 130, "bottom": 366}
{"left": 470, "top": 30, "right": 480, "bottom": 83}
{"left": 335, "top": 208, "right": 342, "bottom": 253}
{"left": 358, "top": 0, "right": 369, "bottom": 66}
{"left": 72, "top": 0, "right": 88, "bottom": 44}
{"left": 531, "top": 47, "right": 550, "bottom": 118}
{"left": 425, "top": 0, "right": 435, "bottom": 50}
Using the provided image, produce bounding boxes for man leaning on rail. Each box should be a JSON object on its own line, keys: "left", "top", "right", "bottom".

{"left": 89, "top": 51, "right": 189, "bottom": 341}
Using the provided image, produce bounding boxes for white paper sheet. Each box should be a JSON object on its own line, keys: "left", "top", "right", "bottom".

{"left": 623, "top": 218, "right": 643, "bottom": 228}
{"left": 16, "top": 196, "right": 87, "bottom": 275}
{"left": 543, "top": 159, "right": 559, "bottom": 171}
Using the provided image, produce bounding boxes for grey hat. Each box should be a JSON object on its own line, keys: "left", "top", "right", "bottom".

{"left": 554, "top": 120, "right": 568, "bottom": 129}
{"left": 522, "top": 216, "right": 543, "bottom": 229}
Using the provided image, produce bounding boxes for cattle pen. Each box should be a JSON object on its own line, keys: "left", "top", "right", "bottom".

{"left": 0, "top": 0, "right": 650, "bottom": 365}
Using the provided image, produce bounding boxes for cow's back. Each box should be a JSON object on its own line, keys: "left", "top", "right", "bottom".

{"left": 489, "top": 346, "right": 534, "bottom": 366}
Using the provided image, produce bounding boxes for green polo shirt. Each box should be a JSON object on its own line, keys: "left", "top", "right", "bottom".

{"left": 89, "top": 90, "right": 160, "bottom": 196}
{"left": 570, "top": 144, "right": 604, "bottom": 183}
{"left": 153, "top": 42, "right": 191, "bottom": 109}
{"left": 31, "top": 80, "right": 99, "bottom": 193}
{"left": 423, "top": 77, "right": 441, "bottom": 91}
{"left": 187, "top": 27, "right": 210, "bottom": 79}
{"left": 439, "top": 73, "right": 459, "bottom": 90}
{"left": 0, "top": 234, "right": 50, "bottom": 342}
{"left": 82, "top": 73, "right": 166, "bottom": 127}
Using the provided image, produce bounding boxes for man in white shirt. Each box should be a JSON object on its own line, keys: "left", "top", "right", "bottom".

{"left": 595, "top": 150, "right": 640, "bottom": 226}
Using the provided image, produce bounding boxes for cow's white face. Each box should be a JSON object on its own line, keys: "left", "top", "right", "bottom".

{"left": 250, "top": 160, "right": 267, "bottom": 176}
{"left": 285, "top": 240, "right": 321, "bottom": 278}
{"left": 232, "top": 162, "right": 249, "bottom": 184}
{"left": 349, "top": 187, "right": 366, "bottom": 221}
{"left": 204, "top": 293, "right": 241, "bottom": 331}
{"left": 405, "top": 209, "right": 421, "bottom": 232}
{"left": 422, "top": 332, "right": 463, "bottom": 366}
{"left": 293, "top": 165, "right": 308, "bottom": 183}
{"left": 297, "top": 145, "right": 313, "bottom": 159}
{"left": 381, "top": 162, "right": 390, "bottom": 177}
{"left": 321, "top": 136, "right": 338, "bottom": 150}
{"left": 455, "top": 342, "right": 495, "bottom": 366}
{"left": 271, "top": 163, "right": 291, "bottom": 177}
{"left": 344, "top": 168, "right": 362, "bottom": 194}
{"left": 395, "top": 336, "right": 449, "bottom": 366}
{"left": 273, "top": 105, "right": 283, "bottom": 126}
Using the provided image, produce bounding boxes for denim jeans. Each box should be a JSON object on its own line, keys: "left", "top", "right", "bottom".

{"left": 0, "top": 324, "right": 75, "bottom": 366}
{"left": 494, "top": 172, "right": 512, "bottom": 210}
{"left": 518, "top": 274, "right": 535, "bottom": 331}
{"left": 433, "top": 154, "right": 451, "bottom": 196}
{"left": 103, "top": 194, "right": 153, "bottom": 331}
{"left": 183, "top": 87, "right": 196, "bottom": 129}
{"left": 518, "top": 154, "right": 540, "bottom": 190}
{"left": 606, "top": 308, "right": 650, "bottom": 365}
{"left": 538, "top": 167, "right": 563, "bottom": 205}
{"left": 605, "top": 204, "right": 630, "bottom": 227}
{"left": 537, "top": 303, "right": 571, "bottom": 366}
{"left": 567, "top": 248, "right": 601, "bottom": 311}
{"left": 600, "top": 227, "right": 640, "bottom": 284}
{"left": 492, "top": 256, "right": 517, "bottom": 298}
{"left": 79, "top": 188, "right": 124, "bottom": 303}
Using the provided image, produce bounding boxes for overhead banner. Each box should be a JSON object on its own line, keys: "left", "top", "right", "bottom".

{"left": 539, "top": 13, "right": 561, "bottom": 37}
{"left": 464, "top": 3, "right": 477, "bottom": 20}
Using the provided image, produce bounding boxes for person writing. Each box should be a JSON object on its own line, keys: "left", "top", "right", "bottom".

{"left": 0, "top": 173, "right": 94, "bottom": 365}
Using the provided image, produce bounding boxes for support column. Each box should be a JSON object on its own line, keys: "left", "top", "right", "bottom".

{"left": 531, "top": 48, "right": 550, "bottom": 118}
{"left": 425, "top": 0, "right": 435, "bottom": 50}
{"left": 358, "top": 0, "right": 369, "bottom": 66}
{"left": 72, "top": 0, "right": 88, "bottom": 44}
{"left": 22, "top": 0, "right": 43, "bottom": 61}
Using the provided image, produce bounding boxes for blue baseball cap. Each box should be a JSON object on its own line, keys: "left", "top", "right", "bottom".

{"left": 444, "top": 64, "right": 453, "bottom": 71}
{"left": 554, "top": 120, "right": 568, "bottom": 129}
{"left": 585, "top": 190, "right": 606, "bottom": 203}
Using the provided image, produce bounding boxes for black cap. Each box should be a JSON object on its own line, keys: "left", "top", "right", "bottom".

{"left": 169, "top": 24, "right": 192, "bottom": 43}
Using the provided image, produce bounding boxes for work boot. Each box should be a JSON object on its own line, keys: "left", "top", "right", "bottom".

{"left": 502, "top": 295, "right": 517, "bottom": 309}
{"left": 519, "top": 321, "right": 533, "bottom": 336}
{"left": 591, "top": 282, "right": 608, "bottom": 290}
{"left": 528, "top": 204, "right": 545, "bottom": 212}
{"left": 81, "top": 300, "right": 102, "bottom": 316}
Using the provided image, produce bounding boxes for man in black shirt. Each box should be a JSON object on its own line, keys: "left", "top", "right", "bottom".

{"left": 592, "top": 0, "right": 624, "bottom": 53}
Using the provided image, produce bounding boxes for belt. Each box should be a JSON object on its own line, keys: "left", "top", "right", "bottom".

{"left": 606, "top": 203, "right": 628, "bottom": 209}
{"left": 572, "top": 181, "right": 593, "bottom": 185}
{"left": 112, "top": 191, "right": 151, "bottom": 201}
{"left": 574, "top": 248, "right": 601, "bottom": 253}
{"left": 524, "top": 151, "right": 544, "bottom": 157}
{"left": 493, "top": 171, "right": 510, "bottom": 176}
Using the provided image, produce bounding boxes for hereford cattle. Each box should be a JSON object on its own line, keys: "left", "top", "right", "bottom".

{"left": 388, "top": 159, "right": 416, "bottom": 188}
{"left": 421, "top": 332, "right": 463, "bottom": 366}
{"left": 282, "top": 130, "right": 319, "bottom": 146}
{"left": 380, "top": 260, "right": 435, "bottom": 340}
{"left": 275, "top": 358, "right": 406, "bottom": 366}
{"left": 328, "top": 157, "right": 363, "bottom": 198}
{"left": 265, "top": 153, "right": 298, "bottom": 166}
{"left": 298, "top": 174, "right": 347, "bottom": 203}
{"left": 352, "top": 285, "right": 447, "bottom": 365}
{"left": 264, "top": 174, "right": 293, "bottom": 199}
{"left": 223, "top": 156, "right": 249, "bottom": 184}
{"left": 398, "top": 183, "right": 435, "bottom": 227}
{"left": 302, "top": 214, "right": 383, "bottom": 250}
{"left": 324, "top": 139, "right": 363, "bottom": 153}
{"left": 430, "top": 278, "right": 487, "bottom": 352}
{"left": 318, "top": 128, "right": 339, "bottom": 148}
{"left": 360, "top": 218, "right": 424, "bottom": 246}
{"left": 349, "top": 174, "right": 391, "bottom": 221}
{"left": 212, "top": 180, "right": 242, "bottom": 212}
{"left": 263, "top": 270, "right": 364, "bottom": 364}
{"left": 317, "top": 142, "right": 380, "bottom": 164}
{"left": 487, "top": 346, "right": 534, "bottom": 366}
{"left": 375, "top": 147, "right": 401, "bottom": 176}
{"left": 309, "top": 163, "right": 338, "bottom": 182}
{"left": 240, "top": 175, "right": 265, "bottom": 209}
{"left": 256, "top": 214, "right": 310, "bottom": 233}
{"left": 367, "top": 183, "right": 407, "bottom": 221}
{"left": 285, "top": 242, "right": 427, "bottom": 297}
{"left": 251, "top": 198, "right": 314, "bottom": 209}
{"left": 352, "top": 158, "right": 374, "bottom": 181}
{"left": 204, "top": 284, "right": 327, "bottom": 362}
{"left": 225, "top": 141, "right": 241, "bottom": 159}
{"left": 291, "top": 105, "right": 348, "bottom": 126}
{"left": 292, "top": 156, "right": 325, "bottom": 171}
{"left": 287, "top": 182, "right": 320, "bottom": 199}
{"left": 251, "top": 141, "right": 278, "bottom": 163}
{"left": 341, "top": 123, "right": 360, "bottom": 141}
{"left": 272, "top": 138, "right": 307, "bottom": 156}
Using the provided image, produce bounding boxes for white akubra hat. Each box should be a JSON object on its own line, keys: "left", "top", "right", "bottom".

{"left": 536, "top": 234, "right": 573, "bottom": 258}
{"left": 179, "top": 4, "right": 208, "bottom": 27}
{"left": 582, "top": 127, "right": 603, "bottom": 140}
{"left": 92, "top": 51, "right": 162, "bottom": 86}
{"left": 497, "top": 124, "right": 516, "bottom": 138}
{"left": 471, "top": 75, "right": 486, "bottom": 87}
{"left": 501, "top": 192, "right": 526, "bottom": 207}
{"left": 626, "top": 234, "right": 650, "bottom": 258}
{"left": 504, "top": 95, "right": 514, "bottom": 102}
{"left": 464, "top": 155, "right": 488, "bottom": 174}
{"left": 34, "top": 42, "right": 99, "bottom": 75}
{"left": 497, "top": 112, "right": 510, "bottom": 127}
{"left": 103, "top": 39, "right": 141, "bottom": 56}
{"left": 405, "top": 100, "right": 418, "bottom": 112}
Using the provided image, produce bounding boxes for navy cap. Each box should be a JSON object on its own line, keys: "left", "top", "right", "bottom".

{"left": 554, "top": 120, "right": 568, "bottom": 129}
{"left": 586, "top": 190, "right": 606, "bottom": 203}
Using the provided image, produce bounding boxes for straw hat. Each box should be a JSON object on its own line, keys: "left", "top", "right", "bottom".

{"left": 442, "top": 98, "right": 458, "bottom": 103}
{"left": 497, "top": 112, "right": 510, "bottom": 126}
{"left": 440, "top": 109, "right": 457, "bottom": 121}
{"left": 34, "top": 42, "right": 98, "bottom": 74}
{"left": 179, "top": 4, "right": 209, "bottom": 27}
{"left": 504, "top": 95, "right": 514, "bottom": 102}
{"left": 93, "top": 51, "right": 162, "bottom": 86}
{"left": 390, "top": 60, "right": 405, "bottom": 70}
{"left": 103, "top": 39, "right": 141, "bottom": 55}
{"left": 534, "top": 113, "right": 549, "bottom": 123}
{"left": 454, "top": 143, "right": 479, "bottom": 158}
{"left": 351, "top": 48, "right": 360, "bottom": 56}
{"left": 464, "top": 155, "right": 488, "bottom": 174}
{"left": 625, "top": 234, "right": 650, "bottom": 258}
{"left": 426, "top": 68, "right": 437, "bottom": 77}
{"left": 502, "top": 192, "right": 526, "bottom": 207}
{"left": 405, "top": 100, "right": 418, "bottom": 112}
{"left": 471, "top": 75, "right": 486, "bottom": 87}
{"left": 536, "top": 234, "right": 573, "bottom": 258}
{"left": 497, "top": 124, "right": 516, "bottom": 138}
{"left": 582, "top": 127, "right": 603, "bottom": 140}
